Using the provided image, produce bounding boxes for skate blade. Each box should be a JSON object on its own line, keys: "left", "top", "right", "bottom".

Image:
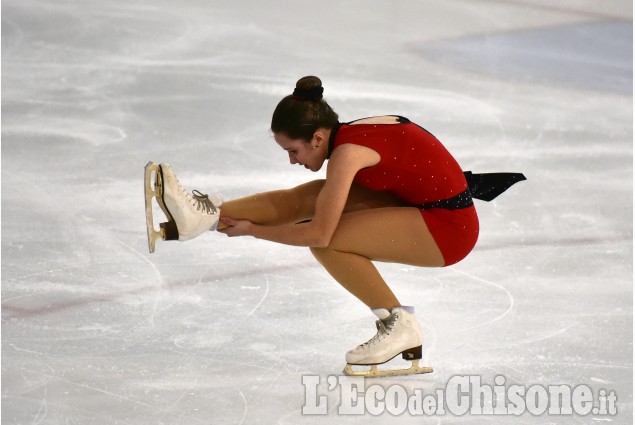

{"left": 343, "top": 360, "right": 433, "bottom": 378}
{"left": 144, "top": 162, "right": 170, "bottom": 253}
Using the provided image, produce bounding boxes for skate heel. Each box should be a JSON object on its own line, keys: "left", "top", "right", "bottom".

{"left": 160, "top": 220, "right": 179, "bottom": 240}
{"left": 401, "top": 345, "right": 422, "bottom": 361}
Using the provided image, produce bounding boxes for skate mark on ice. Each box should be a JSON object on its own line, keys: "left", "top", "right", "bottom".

{"left": 487, "top": 362, "right": 531, "bottom": 383}
{"left": 2, "top": 261, "right": 317, "bottom": 319}
{"left": 1, "top": 15, "right": 25, "bottom": 58}
{"left": 30, "top": 386, "right": 49, "bottom": 425}
{"left": 1, "top": 260, "right": 131, "bottom": 308}
{"left": 483, "top": 364, "right": 525, "bottom": 385}
{"left": 419, "top": 314, "right": 438, "bottom": 366}
{"left": 171, "top": 272, "right": 305, "bottom": 374}
{"left": 473, "top": 0, "right": 630, "bottom": 20}
{"left": 117, "top": 240, "right": 166, "bottom": 328}
{"left": 168, "top": 346, "right": 275, "bottom": 372}
{"left": 9, "top": 346, "right": 57, "bottom": 393}
{"left": 34, "top": 372, "right": 210, "bottom": 424}
{"left": 3, "top": 119, "right": 129, "bottom": 146}
{"left": 160, "top": 347, "right": 250, "bottom": 419}
{"left": 236, "top": 386, "right": 248, "bottom": 425}
{"left": 503, "top": 361, "right": 633, "bottom": 370}
{"left": 167, "top": 262, "right": 319, "bottom": 377}
{"left": 277, "top": 408, "right": 303, "bottom": 425}
{"left": 476, "top": 234, "right": 631, "bottom": 252}
{"left": 2, "top": 259, "right": 128, "bottom": 286}
{"left": 508, "top": 322, "right": 579, "bottom": 347}
{"left": 8, "top": 344, "right": 55, "bottom": 361}
{"left": 484, "top": 361, "right": 633, "bottom": 391}
{"left": 449, "top": 268, "right": 515, "bottom": 332}
{"left": 236, "top": 273, "right": 270, "bottom": 329}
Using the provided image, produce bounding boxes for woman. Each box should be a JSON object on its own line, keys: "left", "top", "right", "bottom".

{"left": 144, "top": 76, "right": 524, "bottom": 377}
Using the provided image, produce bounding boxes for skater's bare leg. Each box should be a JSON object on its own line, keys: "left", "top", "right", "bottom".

{"left": 218, "top": 180, "right": 323, "bottom": 229}
{"left": 218, "top": 180, "right": 405, "bottom": 229}
{"left": 310, "top": 207, "right": 444, "bottom": 309}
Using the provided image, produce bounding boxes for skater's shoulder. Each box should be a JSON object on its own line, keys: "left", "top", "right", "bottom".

{"left": 328, "top": 142, "right": 380, "bottom": 169}
{"left": 346, "top": 115, "right": 410, "bottom": 126}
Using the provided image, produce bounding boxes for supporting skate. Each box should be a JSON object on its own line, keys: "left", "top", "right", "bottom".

{"left": 343, "top": 346, "right": 434, "bottom": 378}
{"left": 144, "top": 162, "right": 221, "bottom": 253}
{"left": 342, "top": 306, "right": 433, "bottom": 378}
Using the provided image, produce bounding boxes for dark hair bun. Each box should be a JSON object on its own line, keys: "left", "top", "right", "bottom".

{"left": 296, "top": 76, "right": 322, "bottom": 91}
{"left": 293, "top": 76, "right": 324, "bottom": 101}
{"left": 271, "top": 75, "right": 338, "bottom": 140}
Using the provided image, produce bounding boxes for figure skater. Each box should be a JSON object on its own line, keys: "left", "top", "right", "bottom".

{"left": 144, "top": 76, "right": 525, "bottom": 376}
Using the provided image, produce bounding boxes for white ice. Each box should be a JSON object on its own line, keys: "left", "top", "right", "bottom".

{"left": 2, "top": 0, "right": 632, "bottom": 424}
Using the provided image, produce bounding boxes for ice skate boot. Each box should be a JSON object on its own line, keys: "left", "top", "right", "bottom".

{"left": 144, "top": 162, "right": 221, "bottom": 253}
{"left": 343, "top": 306, "right": 433, "bottom": 377}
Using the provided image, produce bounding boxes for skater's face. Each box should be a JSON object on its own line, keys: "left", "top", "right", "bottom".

{"left": 275, "top": 130, "right": 329, "bottom": 172}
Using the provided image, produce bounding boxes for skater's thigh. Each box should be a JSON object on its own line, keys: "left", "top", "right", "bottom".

{"left": 277, "top": 180, "right": 405, "bottom": 213}
{"left": 344, "top": 184, "right": 407, "bottom": 212}
{"left": 283, "top": 180, "right": 405, "bottom": 212}
{"left": 325, "top": 207, "right": 445, "bottom": 267}
{"left": 220, "top": 179, "right": 325, "bottom": 223}
{"left": 222, "top": 179, "right": 405, "bottom": 220}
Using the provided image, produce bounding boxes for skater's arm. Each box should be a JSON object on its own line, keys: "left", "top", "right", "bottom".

{"left": 220, "top": 144, "right": 379, "bottom": 247}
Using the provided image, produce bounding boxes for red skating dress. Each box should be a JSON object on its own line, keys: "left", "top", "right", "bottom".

{"left": 328, "top": 116, "right": 479, "bottom": 266}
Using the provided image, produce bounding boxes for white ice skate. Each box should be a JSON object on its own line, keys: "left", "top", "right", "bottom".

{"left": 144, "top": 162, "right": 222, "bottom": 253}
{"left": 343, "top": 306, "right": 433, "bottom": 377}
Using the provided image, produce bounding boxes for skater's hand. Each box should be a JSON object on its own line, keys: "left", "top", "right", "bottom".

{"left": 217, "top": 217, "right": 253, "bottom": 237}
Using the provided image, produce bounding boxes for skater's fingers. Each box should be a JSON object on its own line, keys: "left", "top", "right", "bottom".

{"left": 217, "top": 227, "right": 235, "bottom": 236}
{"left": 220, "top": 217, "right": 236, "bottom": 226}
{"left": 217, "top": 218, "right": 252, "bottom": 237}
{"left": 217, "top": 217, "right": 242, "bottom": 237}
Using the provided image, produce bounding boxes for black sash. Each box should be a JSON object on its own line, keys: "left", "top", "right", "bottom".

{"left": 420, "top": 172, "right": 526, "bottom": 210}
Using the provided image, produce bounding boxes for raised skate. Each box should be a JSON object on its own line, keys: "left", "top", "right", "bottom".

{"left": 144, "top": 162, "right": 167, "bottom": 253}
{"left": 144, "top": 162, "right": 221, "bottom": 253}
{"left": 342, "top": 306, "right": 433, "bottom": 378}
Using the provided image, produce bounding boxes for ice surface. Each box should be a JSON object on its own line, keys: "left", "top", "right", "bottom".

{"left": 2, "top": 0, "right": 632, "bottom": 424}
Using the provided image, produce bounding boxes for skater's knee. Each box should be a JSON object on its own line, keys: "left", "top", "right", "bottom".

{"left": 269, "top": 180, "right": 324, "bottom": 205}
{"left": 291, "top": 179, "right": 326, "bottom": 196}
{"left": 310, "top": 246, "right": 329, "bottom": 262}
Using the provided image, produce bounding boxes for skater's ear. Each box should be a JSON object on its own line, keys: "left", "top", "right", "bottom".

{"left": 311, "top": 129, "right": 327, "bottom": 148}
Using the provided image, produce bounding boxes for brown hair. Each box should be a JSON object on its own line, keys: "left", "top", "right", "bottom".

{"left": 270, "top": 76, "right": 339, "bottom": 141}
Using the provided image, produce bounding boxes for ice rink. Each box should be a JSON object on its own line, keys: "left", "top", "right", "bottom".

{"left": 2, "top": 0, "right": 632, "bottom": 423}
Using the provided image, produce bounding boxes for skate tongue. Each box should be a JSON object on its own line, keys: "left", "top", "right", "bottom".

{"left": 361, "top": 320, "right": 390, "bottom": 349}
{"left": 372, "top": 306, "right": 415, "bottom": 320}
{"left": 371, "top": 308, "right": 391, "bottom": 320}
{"left": 382, "top": 314, "right": 397, "bottom": 332}
{"left": 392, "top": 306, "right": 415, "bottom": 314}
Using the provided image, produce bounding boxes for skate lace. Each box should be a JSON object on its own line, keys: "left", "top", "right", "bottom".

{"left": 191, "top": 190, "right": 218, "bottom": 214}
{"left": 359, "top": 312, "right": 398, "bottom": 349}
{"left": 173, "top": 173, "right": 218, "bottom": 215}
